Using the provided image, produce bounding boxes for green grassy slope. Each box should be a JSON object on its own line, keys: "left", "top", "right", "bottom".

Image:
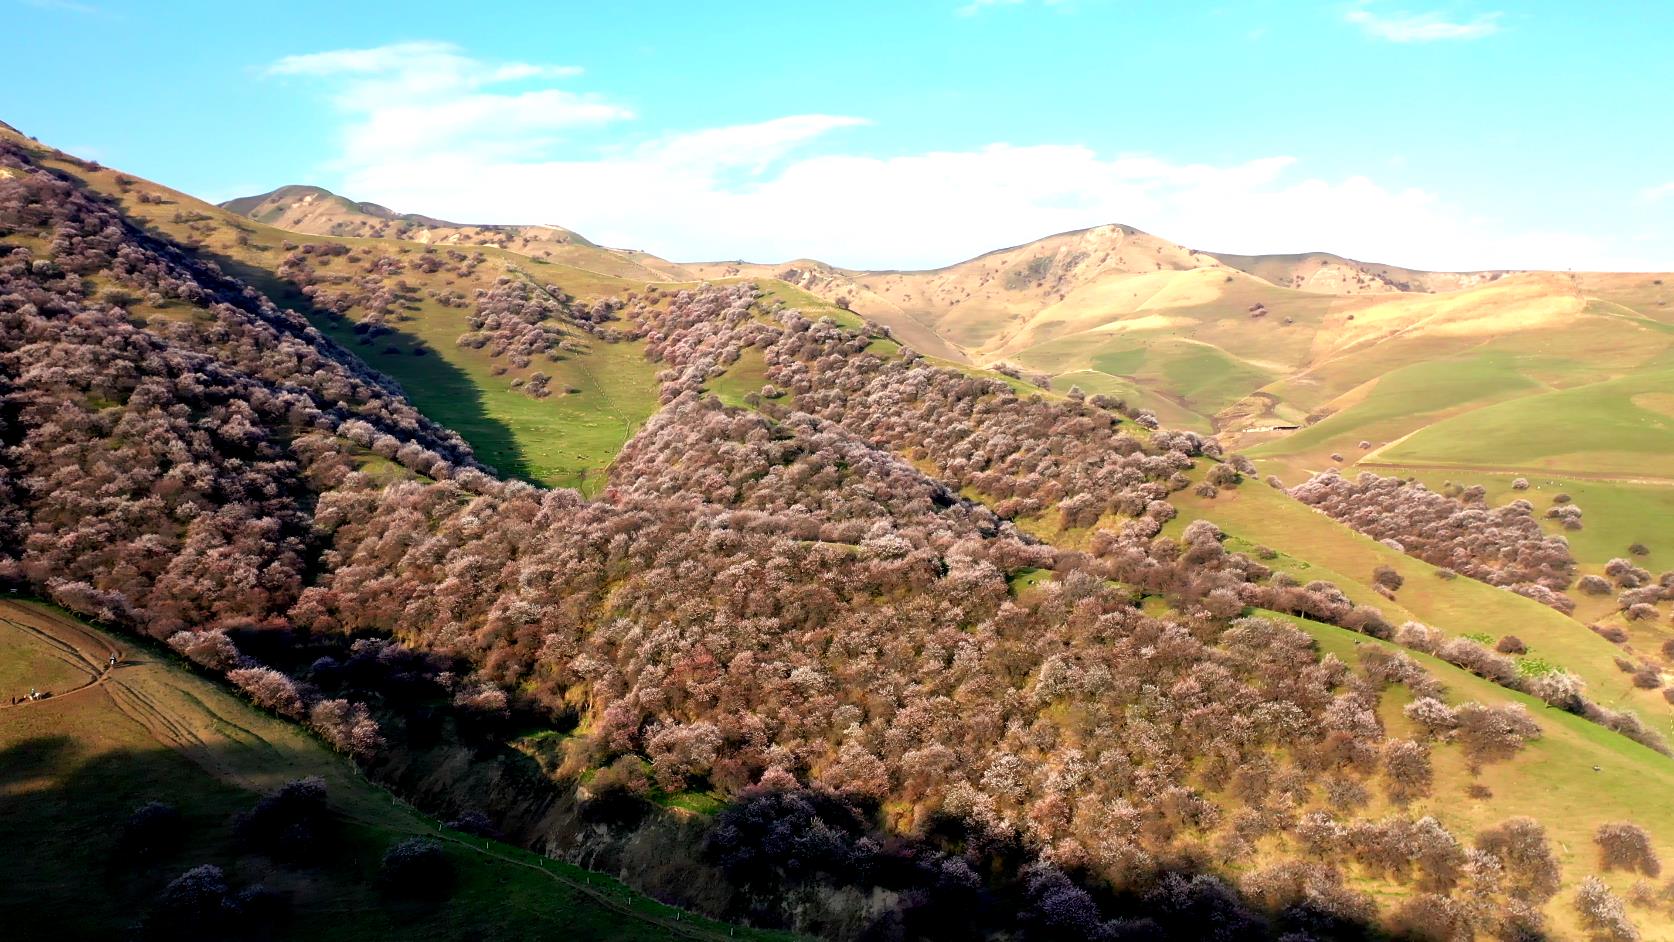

{"left": 309, "top": 303, "right": 662, "bottom": 493}
{"left": 1374, "top": 369, "right": 1674, "bottom": 478}
{"left": 26, "top": 143, "right": 665, "bottom": 495}
{"left": 1168, "top": 482, "right": 1674, "bottom": 724}
{"left": 0, "top": 599, "right": 788, "bottom": 942}
{"left": 1248, "top": 352, "right": 1544, "bottom": 461}
{"left": 1374, "top": 469, "right": 1674, "bottom": 575}
{"left": 1244, "top": 297, "right": 1674, "bottom": 477}
{"left": 1284, "top": 613, "right": 1674, "bottom": 941}
{"left": 703, "top": 346, "right": 773, "bottom": 409}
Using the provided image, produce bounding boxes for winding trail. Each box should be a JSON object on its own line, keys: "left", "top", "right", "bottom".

{"left": 0, "top": 607, "right": 119, "bottom": 709}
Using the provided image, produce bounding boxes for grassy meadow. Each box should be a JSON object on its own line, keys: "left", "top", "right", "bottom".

{"left": 1288, "top": 613, "right": 1674, "bottom": 941}
{"left": 1168, "top": 480, "right": 1674, "bottom": 723}
{"left": 0, "top": 599, "right": 789, "bottom": 942}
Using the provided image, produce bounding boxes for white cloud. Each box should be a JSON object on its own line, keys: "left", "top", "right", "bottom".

{"left": 267, "top": 42, "right": 629, "bottom": 165}
{"left": 1344, "top": 4, "right": 1501, "bottom": 42}
{"left": 1643, "top": 182, "right": 1674, "bottom": 202}
{"left": 271, "top": 42, "right": 1664, "bottom": 272}
{"left": 334, "top": 132, "right": 1639, "bottom": 271}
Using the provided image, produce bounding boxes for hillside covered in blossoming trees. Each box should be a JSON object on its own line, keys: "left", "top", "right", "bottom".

{"left": 5, "top": 125, "right": 1674, "bottom": 942}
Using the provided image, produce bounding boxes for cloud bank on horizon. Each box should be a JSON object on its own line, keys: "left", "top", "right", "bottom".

{"left": 264, "top": 34, "right": 1663, "bottom": 273}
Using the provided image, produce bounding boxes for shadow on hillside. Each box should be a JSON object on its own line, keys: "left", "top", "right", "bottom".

{"left": 0, "top": 731, "right": 753, "bottom": 941}
{"left": 375, "top": 721, "right": 1408, "bottom": 942}
{"left": 193, "top": 244, "right": 540, "bottom": 484}
{"left": 0, "top": 734, "right": 279, "bottom": 937}
{"left": 332, "top": 313, "right": 540, "bottom": 483}
{"left": 695, "top": 786, "right": 1413, "bottom": 942}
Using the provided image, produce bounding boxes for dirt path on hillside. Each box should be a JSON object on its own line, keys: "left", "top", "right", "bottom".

{"left": 0, "top": 604, "right": 119, "bottom": 708}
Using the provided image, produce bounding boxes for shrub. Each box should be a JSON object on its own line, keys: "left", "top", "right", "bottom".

{"left": 146, "top": 864, "right": 236, "bottom": 935}
{"left": 1403, "top": 697, "right": 1458, "bottom": 739}
{"left": 1383, "top": 739, "right": 1432, "bottom": 804}
{"left": 234, "top": 777, "right": 333, "bottom": 864}
{"left": 308, "top": 698, "right": 384, "bottom": 758}
{"left": 166, "top": 629, "right": 240, "bottom": 671}
{"left": 1607, "top": 558, "right": 1651, "bottom": 588}
{"left": 121, "top": 801, "right": 183, "bottom": 857}
{"left": 1205, "top": 463, "right": 1241, "bottom": 488}
{"left": 226, "top": 667, "right": 304, "bottom": 718}
{"left": 1573, "top": 875, "right": 1640, "bottom": 942}
{"left": 1395, "top": 622, "right": 1443, "bottom": 653}
{"left": 1527, "top": 669, "right": 1586, "bottom": 712}
{"left": 445, "top": 810, "right": 501, "bottom": 840}
{"left": 1596, "top": 822, "right": 1662, "bottom": 877}
{"left": 1578, "top": 575, "right": 1613, "bottom": 595}
{"left": 145, "top": 865, "right": 282, "bottom": 937}
{"left": 1438, "top": 638, "right": 1520, "bottom": 688}
{"left": 580, "top": 755, "right": 652, "bottom": 826}
{"left": 1593, "top": 624, "right": 1629, "bottom": 644}
{"left": 1477, "top": 818, "right": 1561, "bottom": 902}
{"left": 379, "top": 837, "right": 456, "bottom": 901}
{"left": 1454, "top": 702, "right": 1540, "bottom": 771}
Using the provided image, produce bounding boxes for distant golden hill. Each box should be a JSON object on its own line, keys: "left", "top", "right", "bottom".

{"left": 1205, "top": 249, "right": 1506, "bottom": 295}
{"left": 687, "top": 226, "right": 1673, "bottom": 464}
{"left": 221, "top": 184, "right": 696, "bottom": 282}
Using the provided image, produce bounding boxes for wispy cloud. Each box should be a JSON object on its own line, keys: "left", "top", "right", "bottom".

{"left": 1642, "top": 182, "right": 1674, "bottom": 202}
{"left": 266, "top": 42, "right": 628, "bottom": 166}
{"left": 268, "top": 41, "right": 580, "bottom": 82}
{"left": 957, "top": 0, "right": 1071, "bottom": 17}
{"left": 1344, "top": 4, "right": 1502, "bottom": 42}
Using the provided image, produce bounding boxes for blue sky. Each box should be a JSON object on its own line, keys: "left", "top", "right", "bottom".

{"left": 8, "top": 0, "right": 1672, "bottom": 270}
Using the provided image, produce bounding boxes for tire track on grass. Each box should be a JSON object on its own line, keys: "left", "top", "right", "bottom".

{"left": 0, "top": 613, "right": 116, "bottom": 708}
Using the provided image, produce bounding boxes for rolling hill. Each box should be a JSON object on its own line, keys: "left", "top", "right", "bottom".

{"left": 689, "top": 227, "right": 1671, "bottom": 448}
{"left": 8, "top": 121, "right": 1674, "bottom": 940}
{"left": 221, "top": 183, "right": 697, "bottom": 283}
{"left": 690, "top": 224, "right": 1674, "bottom": 586}
{"left": 703, "top": 220, "right": 1674, "bottom": 707}
{"left": 1205, "top": 250, "right": 1506, "bottom": 295}
{"left": 20, "top": 149, "right": 671, "bottom": 493}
